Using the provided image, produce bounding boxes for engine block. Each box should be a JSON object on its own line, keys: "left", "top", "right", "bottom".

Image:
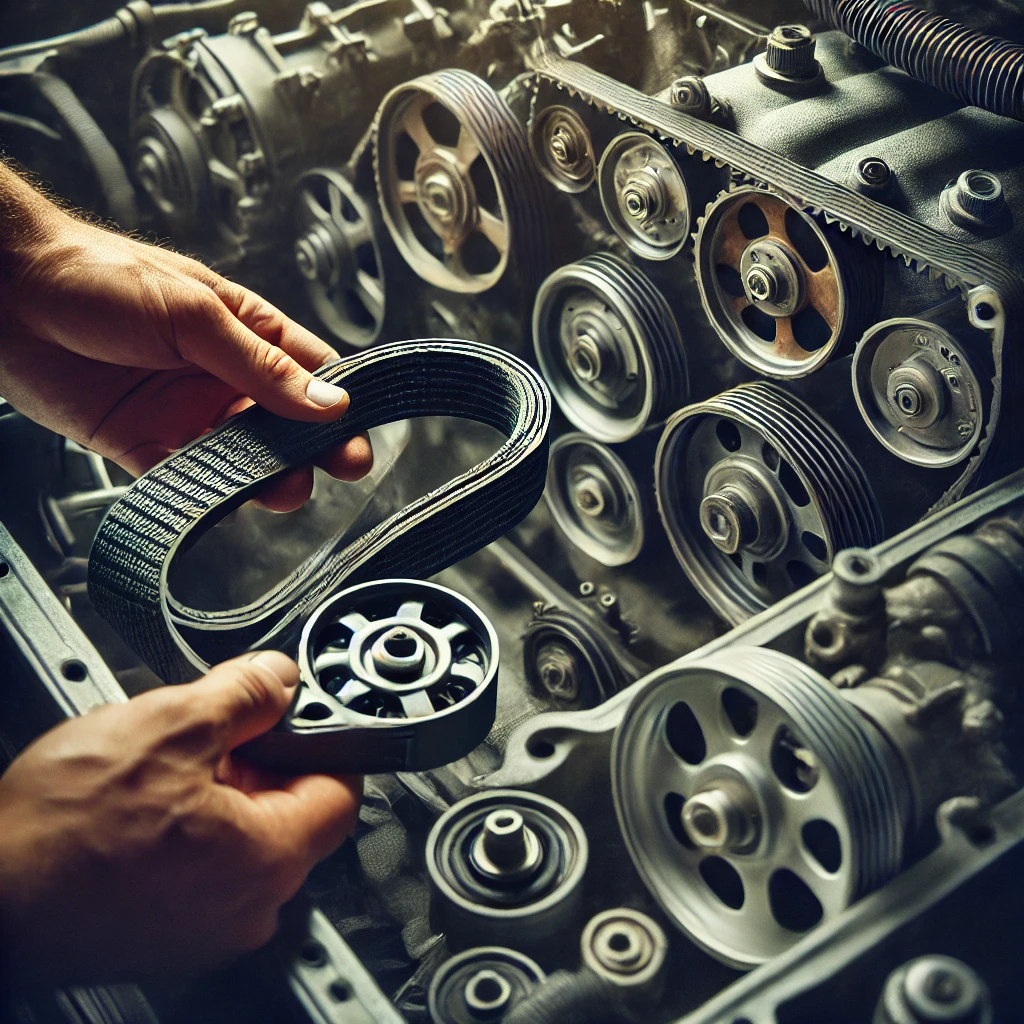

{"left": 2, "top": 1, "right": 1024, "bottom": 1022}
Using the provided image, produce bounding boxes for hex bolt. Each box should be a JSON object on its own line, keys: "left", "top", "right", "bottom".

{"left": 956, "top": 170, "right": 1004, "bottom": 221}
{"left": 765, "top": 24, "right": 818, "bottom": 78}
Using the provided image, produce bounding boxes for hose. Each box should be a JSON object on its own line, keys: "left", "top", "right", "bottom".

{"left": 0, "top": 1, "right": 239, "bottom": 64}
{"left": 501, "top": 970, "right": 636, "bottom": 1024}
{"left": 803, "top": 0, "right": 1024, "bottom": 120}
{"left": 28, "top": 72, "right": 138, "bottom": 229}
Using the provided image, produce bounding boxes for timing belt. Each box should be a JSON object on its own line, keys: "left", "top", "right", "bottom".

{"left": 528, "top": 50, "right": 1024, "bottom": 509}
{"left": 88, "top": 340, "right": 551, "bottom": 684}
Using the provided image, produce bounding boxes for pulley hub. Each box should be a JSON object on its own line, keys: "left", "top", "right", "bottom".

{"left": 416, "top": 153, "right": 474, "bottom": 242}
{"left": 740, "top": 239, "right": 803, "bottom": 317}
{"left": 622, "top": 167, "right": 666, "bottom": 223}
{"left": 682, "top": 777, "right": 761, "bottom": 852}
{"left": 886, "top": 354, "right": 948, "bottom": 429}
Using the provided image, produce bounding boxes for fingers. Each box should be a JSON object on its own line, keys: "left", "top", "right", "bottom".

{"left": 207, "top": 277, "right": 342, "bottom": 372}
{"left": 252, "top": 467, "right": 314, "bottom": 513}
{"left": 316, "top": 432, "right": 374, "bottom": 481}
{"left": 178, "top": 303, "right": 349, "bottom": 422}
{"left": 249, "top": 773, "right": 362, "bottom": 864}
{"left": 185, "top": 651, "right": 299, "bottom": 755}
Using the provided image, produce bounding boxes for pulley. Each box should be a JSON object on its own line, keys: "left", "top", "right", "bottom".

{"left": 598, "top": 131, "right": 690, "bottom": 260}
{"left": 291, "top": 169, "right": 386, "bottom": 349}
{"left": 429, "top": 947, "right": 545, "bottom": 1024}
{"left": 655, "top": 383, "right": 883, "bottom": 623}
{"left": 247, "top": 579, "right": 498, "bottom": 773}
{"left": 374, "top": 69, "right": 547, "bottom": 293}
{"left": 694, "top": 186, "right": 881, "bottom": 377}
{"left": 426, "top": 790, "right": 588, "bottom": 955}
{"left": 533, "top": 254, "right": 688, "bottom": 442}
{"left": 530, "top": 105, "right": 597, "bottom": 193}
{"left": 544, "top": 433, "right": 644, "bottom": 566}
{"left": 612, "top": 647, "right": 909, "bottom": 968}
{"left": 852, "top": 317, "right": 985, "bottom": 468}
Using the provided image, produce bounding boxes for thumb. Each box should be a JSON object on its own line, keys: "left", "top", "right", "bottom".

{"left": 188, "top": 651, "right": 300, "bottom": 755}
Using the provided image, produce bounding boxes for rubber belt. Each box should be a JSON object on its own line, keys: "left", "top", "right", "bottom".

{"left": 88, "top": 340, "right": 551, "bottom": 684}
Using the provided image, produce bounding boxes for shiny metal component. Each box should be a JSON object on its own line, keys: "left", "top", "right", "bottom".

{"left": 426, "top": 790, "right": 588, "bottom": 953}
{"left": 545, "top": 433, "right": 644, "bottom": 566}
{"left": 470, "top": 809, "right": 543, "bottom": 883}
{"left": 580, "top": 908, "right": 668, "bottom": 998}
{"left": 375, "top": 70, "right": 544, "bottom": 293}
{"left": 533, "top": 254, "right": 688, "bottom": 442}
{"left": 695, "top": 187, "right": 880, "bottom": 378}
{"left": 874, "top": 955, "right": 993, "bottom": 1024}
{"left": 598, "top": 132, "right": 690, "bottom": 260}
{"left": 530, "top": 105, "right": 597, "bottom": 193}
{"left": 852, "top": 318, "right": 984, "bottom": 467}
{"left": 295, "top": 580, "right": 498, "bottom": 763}
{"left": 656, "top": 383, "right": 883, "bottom": 623}
{"left": 428, "top": 947, "right": 545, "bottom": 1024}
{"left": 292, "top": 169, "right": 385, "bottom": 348}
{"left": 613, "top": 647, "right": 908, "bottom": 968}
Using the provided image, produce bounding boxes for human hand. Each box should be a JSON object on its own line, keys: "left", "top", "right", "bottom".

{"left": 0, "top": 167, "right": 372, "bottom": 511}
{"left": 0, "top": 651, "right": 360, "bottom": 986}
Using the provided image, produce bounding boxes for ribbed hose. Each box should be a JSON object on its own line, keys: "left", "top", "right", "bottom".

{"left": 803, "top": 0, "right": 1024, "bottom": 120}
{"left": 29, "top": 73, "right": 138, "bottom": 229}
{"left": 502, "top": 971, "right": 635, "bottom": 1024}
{"left": 0, "top": 2, "right": 237, "bottom": 63}
{"left": 0, "top": 17, "right": 126, "bottom": 63}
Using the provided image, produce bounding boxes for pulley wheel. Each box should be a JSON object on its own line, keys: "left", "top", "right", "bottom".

{"left": 598, "top": 131, "right": 690, "bottom": 260}
{"left": 530, "top": 105, "right": 597, "bottom": 193}
{"left": 279, "top": 579, "right": 498, "bottom": 771}
{"left": 612, "top": 646, "right": 908, "bottom": 968}
{"left": 695, "top": 186, "right": 881, "bottom": 377}
{"left": 533, "top": 254, "right": 688, "bottom": 442}
{"left": 545, "top": 433, "right": 644, "bottom": 566}
{"left": 852, "top": 317, "right": 985, "bottom": 467}
{"left": 374, "top": 69, "right": 546, "bottom": 293}
{"left": 292, "top": 169, "right": 386, "bottom": 348}
{"left": 655, "top": 383, "right": 883, "bottom": 623}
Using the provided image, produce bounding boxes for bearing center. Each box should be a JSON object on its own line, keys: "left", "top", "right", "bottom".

{"left": 682, "top": 781, "right": 760, "bottom": 852}
{"left": 621, "top": 167, "right": 665, "bottom": 223}
{"left": 886, "top": 356, "right": 948, "bottom": 429}
{"left": 463, "top": 968, "right": 513, "bottom": 1017}
{"left": 699, "top": 472, "right": 785, "bottom": 558}
{"left": 414, "top": 150, "right": 473, "bottom": 242}
{"left": 370, "top": 626, "right": 427, "bottom": 679}
{"left": 470, "top": 808, "right": 544, "bottom": 883}
{"left": 739, "top": 240, "right": 803, "bottom": 317}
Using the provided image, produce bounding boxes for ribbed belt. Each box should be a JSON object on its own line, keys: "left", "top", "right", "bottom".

{"left": 88, "top": 340, "right": 551, "bottom": 684}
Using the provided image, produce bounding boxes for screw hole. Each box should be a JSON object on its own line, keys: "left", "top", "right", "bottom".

{"left": 300, "top": 941, "right": 327, "bottom": 968}
{"left": 975, "top": 302, "right": 996, "bottom": 322}
{"left": 61, "top": 660, "right": 88, "bottom": 682}
{"left": 329, "top": 980, "right": 350, "bottom": 1001}
{"left": 0, "top": 563, "right": 8, "bottom": 579}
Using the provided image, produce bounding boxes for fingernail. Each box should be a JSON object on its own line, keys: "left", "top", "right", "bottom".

{"left": 249, "top": 650, "right": 299, "bottom": 690}
{"left": 306, "top": 378, "right": 348, "bottom": 408}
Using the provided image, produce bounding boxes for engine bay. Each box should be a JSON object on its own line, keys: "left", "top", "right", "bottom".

{"left": 2, "top": 0, "right": 1024, "bottom": 1021}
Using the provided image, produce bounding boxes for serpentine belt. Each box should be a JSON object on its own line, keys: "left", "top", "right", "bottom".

{"left": 88, "top": 340, "right": 551, "bottom": 684}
